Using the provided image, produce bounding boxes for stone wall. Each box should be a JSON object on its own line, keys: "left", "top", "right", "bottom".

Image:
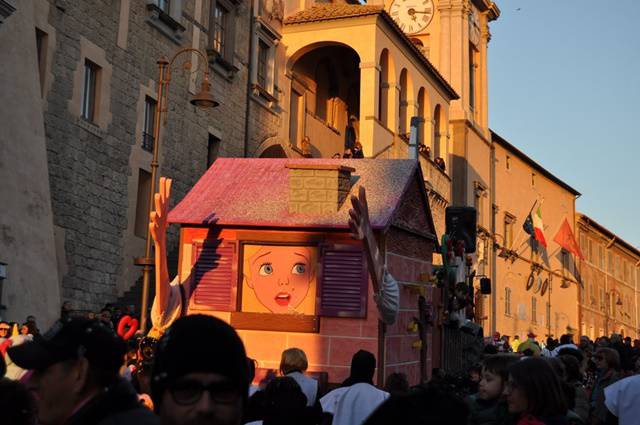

{"left": 38, "top": 0, "right": 253, "bottom": 312}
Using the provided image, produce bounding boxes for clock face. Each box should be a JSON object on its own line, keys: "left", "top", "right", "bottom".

{"left": 389, "top": 0, "right": 434, "bottom": 35}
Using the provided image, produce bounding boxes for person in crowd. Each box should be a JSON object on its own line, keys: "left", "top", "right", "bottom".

{"left": 604, "top": 373, "right": 640, "bottom": 425}
{"left": 383, "top": 372, "right": 409, "bottom": 397}
{"left": 552, "top": 335, "right": 579, "bottom": 358}
{"left": 352, "top": 142, "right": 364, "bottom": 158}
{"left": 0, "top": 321, "right": 10, "bottom": 355}
{"left": 363, "top": 381, "right": 470, "bottom": 425}
{"left": 501, "top": 336, "right": 513, "bottom": 353}
{"left": 25, "top": 315, "right": 39, "bottom": 335}
{"left": 609, "top": 334, "right": 631, "bottom": 372}
{"left": 589, "top": 348, "right": 621, "bottom": 425}
{"left": 279, "top": 348, "right": 318, "bottom": 407}
{"left": 151, "top": 314, "right": 249, "bottom": 425}
{"left": 0, "top": 377, "right": 37, "bottom": 425}
{"left": 511, "top": 335, "right": 521, "bottom": 353}
{"left": 517, "top": 332, "right": 541, "bottom": 357}
{"left": 558, "top": 354, "right": 589, "bottom": 423}
{"left": 7, "top": 317, "right": 158, "bottom": 425}
{"left": 99, "top": 307, "right": 114, "bottom": 329}
{"left": 468, "top": 354, "right": 519, "bottom": 425}
{"left": 321, "top": 350, "right": 389, "bottom": 425}
{"left": 465, "top": 364, "right": 482, "bottom": 395}
{"left": 345, "top": 115, "right": 358, "bottom": 152}
{"left": 503, "top": 357, "right": 569, "bottom": 425}
{"left": 247, "top": 376, "right": 317, "bottom": 425}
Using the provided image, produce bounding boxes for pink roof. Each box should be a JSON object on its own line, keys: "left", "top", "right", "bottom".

{"left": 168, "top": 158, "right": 422, "bottom": 230}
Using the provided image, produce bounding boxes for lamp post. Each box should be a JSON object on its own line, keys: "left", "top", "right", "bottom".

{"left": 135, "top": 48, "right": 218, "bottom": 333}
{"left": 605, "top": 288, "right": 624, "bottom": 336}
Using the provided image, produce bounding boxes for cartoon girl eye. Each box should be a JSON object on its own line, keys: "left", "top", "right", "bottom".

{"left": 291, "top": 263, "right": 306, "bottom": 275}
{"left": 259, "top": 263, "right": 273, "bottom": 276}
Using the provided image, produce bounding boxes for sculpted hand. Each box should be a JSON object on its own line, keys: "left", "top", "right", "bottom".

{"left": 149, "top": 177, "right": 172, "bottom": 246}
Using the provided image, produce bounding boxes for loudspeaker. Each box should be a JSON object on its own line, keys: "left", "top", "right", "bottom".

{"left": 480, "top": 277, "right": 492, "bottom": 294}
{"left": 445, "top": 206, "right": 477, "bottom": 253}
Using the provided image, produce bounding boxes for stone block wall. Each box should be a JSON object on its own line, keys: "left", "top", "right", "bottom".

{"left": 39, "top": 0, "right": 253, "bottom": 312}
{"left": 287, "top": 165, "right": 353, "bottom": 214}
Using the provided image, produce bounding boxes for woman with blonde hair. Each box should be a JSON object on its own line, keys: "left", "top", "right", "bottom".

{"left": 279, "top": 348, "right": 318, "bottom": 406}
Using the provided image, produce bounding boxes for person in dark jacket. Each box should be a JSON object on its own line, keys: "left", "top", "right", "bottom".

{"left": 7, "top": 317, "right": 158, "bottom": 425}
{"left": 589, "top": 348, "right": 621, "bottom": 425}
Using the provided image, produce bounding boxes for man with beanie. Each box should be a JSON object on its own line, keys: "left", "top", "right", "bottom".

{"left": 151, "top": 314, "right": 249, "bottom": 425}
{"left": 321, "top": 350, "right": 389, "bottom": 425}
{"left": 7, "top": 317, "right": 158, "bottom": 425}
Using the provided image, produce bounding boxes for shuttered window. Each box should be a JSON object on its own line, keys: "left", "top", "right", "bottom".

{"left": 191, "top": 240, "right": 237, "bottom": 311}
{"left": 318, "top": 244, "right": 368, "bottom": 318}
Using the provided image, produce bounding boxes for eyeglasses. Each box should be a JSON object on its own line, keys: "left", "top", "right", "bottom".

{"left": 169, "top": 379, "right": 240, "bottom": 406}
{"left": 0, "top": 327, "right": 9, "bottom": 332}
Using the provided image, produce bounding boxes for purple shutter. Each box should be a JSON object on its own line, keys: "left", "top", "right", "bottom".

{"left": 318, "top": 244, "right": 368, "bottom": 318}
{"left": 191, "top": 240, "right": 237, "bottom": 311}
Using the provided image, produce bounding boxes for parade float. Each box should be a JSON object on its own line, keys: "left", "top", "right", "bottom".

{"left": 151, "top": 158, "right": 443, "bottom": 387}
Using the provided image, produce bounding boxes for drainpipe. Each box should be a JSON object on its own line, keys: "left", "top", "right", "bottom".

{"left": 243, "top": 0, "right": 258, "bottom": 157}
{"left": 490, "top": 142, "right": 497, "bottom": 335}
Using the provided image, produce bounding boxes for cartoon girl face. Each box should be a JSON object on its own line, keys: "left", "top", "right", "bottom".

{"left": 246, "top": 245, "right": 314, "bottom": 314}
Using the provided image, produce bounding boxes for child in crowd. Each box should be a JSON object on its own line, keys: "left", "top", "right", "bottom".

{"left": 468, "top": 354, "right": 519, "bottom": 425}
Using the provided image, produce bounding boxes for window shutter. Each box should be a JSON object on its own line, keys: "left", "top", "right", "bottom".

{"left": 191, "top": 240, "right": 237, "bottom": 311}
{"left": 318, "top": 244, "right": 368, "bottom": 318}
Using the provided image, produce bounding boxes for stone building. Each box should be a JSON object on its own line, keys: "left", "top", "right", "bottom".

{"left": 1, "top": 0, "right": 256, "bottom": 326}
{"left": 488, "top": 132, "right": 581, "bottom": 339}
{"left": 577, "top": 214, "right": 639, "bottom": 339}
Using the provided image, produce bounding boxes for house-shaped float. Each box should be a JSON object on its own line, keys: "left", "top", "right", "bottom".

{"left": 167, "top": 158, "right": 442, "bottom": 386}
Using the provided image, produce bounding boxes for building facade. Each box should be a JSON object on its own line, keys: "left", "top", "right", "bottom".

{"left": 488, "top": 132, "right": 581, "bottom": 339}
{"left": 577, "top": 214, "right": 639, "bottom": 339}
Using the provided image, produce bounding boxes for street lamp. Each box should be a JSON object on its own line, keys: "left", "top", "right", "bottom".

{"left": 135, "top": 48, "right": 218, "bottom": 333}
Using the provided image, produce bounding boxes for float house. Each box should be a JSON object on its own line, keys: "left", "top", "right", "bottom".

{"left": 167, "top": 158, "right": 441, "bottom": 386}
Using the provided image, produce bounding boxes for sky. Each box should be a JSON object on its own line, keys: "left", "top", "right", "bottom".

{"left": 488, "top": 1, "right": 640, "bottom": 248}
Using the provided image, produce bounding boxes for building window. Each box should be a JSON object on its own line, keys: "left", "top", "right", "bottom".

{"left": 505, "top": 155, "right": 511, "bottom": 170}
{"left": 608, "top": 251, "right": 613, "bottom": 274}
{"left": 252, "top": 24, "right": 279, "bottom": 99}
{"left": 35, "top": 28, "right": 47, "bottom": 96}
{"left": 599, "top": 287, "right": 606, "bottom": 312}
{"left": 211, "top": 2, "right": 227, "bottom": 54}
{"left": 598, "top": 245, "right": 605, "bottom": 270}
{"left": 588, "top": 239, "right": 594, "bottom": 263}
{"left": 474, "top": 182, "right": 486, "bottom": 226}
{"left": 257, "top": 39, "right": 268, "bottom": 89}
{"left": 469, "top": 43, "right": 477, "bottom": 111}
{"left": 615, "top": 255, "right": 621, "bottom": 279}
{"left": 207, "top": 133, "right": 220, "bottom": 168}
{"left": 157, "top": 0, "right": 170, "bottom": 13}
{"left": 504, "top": 213, "right": 515, "bottom": 248}
{"left": 505, "top": 287, "right": 511, "bottom": 316}
{"left": 81, "top": 60, "right": 100, "bottom": 122}
{"left": 579, "top": 231, "right": 586, "bottom": 255}
{"left": 531, "top": 172, "right": 536, "bottom": 187}
{"left": 134, "top": 169, "right": 152, "bottom": 238}
{"left": 142, "top": 96, "right": 157, "bottom": 153}
{"left": 531, "top": 297, "right": 537, "bottom": 324}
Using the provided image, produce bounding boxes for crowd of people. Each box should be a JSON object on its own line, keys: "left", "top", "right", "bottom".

{"left": 1, "top": 312, "right": 639, "bottom": 425}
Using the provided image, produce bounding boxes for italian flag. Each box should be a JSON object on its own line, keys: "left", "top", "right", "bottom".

{"left": 531, "top": 207, "right": 547, "bottom": 248}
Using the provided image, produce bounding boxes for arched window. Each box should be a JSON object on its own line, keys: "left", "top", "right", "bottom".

{"left": 398, "top": 69, "right": 408, "bottom": 136}
{"left": 433, "top": 104, "right": 441, "bottom": 159}
{"left": 378, "top": 50, "right": 390, "bottom": 126}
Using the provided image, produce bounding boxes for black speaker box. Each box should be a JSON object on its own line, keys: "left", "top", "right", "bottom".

{"left": 480, "top": 277, "right": 492, "bottom": 294}
{"left": 445, "top": 206, "right": 477, "bottom": 253}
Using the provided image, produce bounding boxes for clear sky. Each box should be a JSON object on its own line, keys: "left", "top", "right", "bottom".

{"left": 488, "top": 1, "right": 640, "bottom": 248}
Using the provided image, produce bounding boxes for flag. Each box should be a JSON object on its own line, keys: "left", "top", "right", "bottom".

{"left": 523, "top": 206, "right": 547, "bottom": 248}
{"left": 553, "top": 218, "right": 584, "bottom": 260}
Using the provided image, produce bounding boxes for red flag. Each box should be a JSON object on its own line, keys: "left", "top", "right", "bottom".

{"left": 553, "top": 218, "right": 583, "bottom": 260}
